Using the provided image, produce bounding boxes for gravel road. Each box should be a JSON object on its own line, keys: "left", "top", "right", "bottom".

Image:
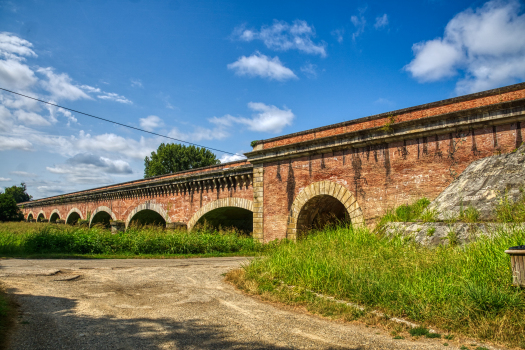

{"left": 1, "top": 258, "right": 460, "bottom": 349}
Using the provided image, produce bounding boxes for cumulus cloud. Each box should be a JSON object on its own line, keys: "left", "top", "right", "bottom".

{"left": 374, "top": 14, "right": 389, "bottom": 29}
{"left": 0, "top": 177, "right": 11, "bottom": 181}
{"left": 227, "top": 52, "right": 297, "bottom": 81}
{"left": 0, "top": 136, "right": 32, "bottom": 151}
{"left": 139, "top": 115, "right": 164, "bottom": 131}
{"left": 37, "top": 67, "right": 91, "bottom": 100}
{"left": 210, "top": 102, "right": 294, "bottom": 134}
{"left": 220, "top": 153, "right": 247, "bottom": 163}
{"left": 405, "top": 0, "right": 525, "bottom": 94}
{"left": 233, "top": 20, "right": 327, "bottom": 57}
{"left": 14, "top": 110, "right": 51, "bottom": 126}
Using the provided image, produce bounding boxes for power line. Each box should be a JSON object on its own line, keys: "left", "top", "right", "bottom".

{"left": 0, "top": 87, "right": 238, "bottom": 156}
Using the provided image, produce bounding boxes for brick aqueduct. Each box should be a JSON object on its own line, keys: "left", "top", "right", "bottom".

{"left": 20, "top": 83, "right": 525, "bottom": 242}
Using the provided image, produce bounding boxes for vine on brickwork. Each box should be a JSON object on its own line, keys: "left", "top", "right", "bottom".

{"left": 381, "top": 115, "right": 397, "bottom": 133}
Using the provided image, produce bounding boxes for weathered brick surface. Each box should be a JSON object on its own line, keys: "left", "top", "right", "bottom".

{"left": 262, "top": 84, "right": 525, "bottom": 150}
{"left": 23, "top": 183, "right": 253, "bottom": 227}
{"left": 260, "top": 122, "right": 522, "bottom": 242}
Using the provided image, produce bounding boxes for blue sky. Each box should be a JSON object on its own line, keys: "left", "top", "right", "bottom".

{"left": 1, "top": 0, "right": 524, "bottom": 199}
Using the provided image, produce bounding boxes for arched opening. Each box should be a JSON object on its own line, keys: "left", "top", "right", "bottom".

{"left": 37, "top": 213, "right": 45, "bottom": 222}
{"left": 128, "top": 209, "right": 166, "bottom": 227}
{"left": 195, "top": 207, "right": 253, "bottom": 234}
{"left": 296, "top": 195, "right": 349, "bottom": 238}
{"left": 90, "top": 211, "right": 112, "bottom": 228}
{"left": 49, "top": 212, "right": 60, "bottom": 223}
{"left": 27, "top": 213, "right": 34, "bottom": 222}
{"left": 66, "top": 211, "right": 81, "bottom": 225}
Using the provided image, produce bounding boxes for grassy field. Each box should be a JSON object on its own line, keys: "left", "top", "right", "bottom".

{"left": 0, "top": 222, "right": 268, "bottom": 258}
{"left": 229, "top": 222, "right": 525, "bottom": 348}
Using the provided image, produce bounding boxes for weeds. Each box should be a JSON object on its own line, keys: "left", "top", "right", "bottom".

{"left": 0, "top": 222, "right": 267, "bottom": 256}
{"left": 234, "top": 224, "right": 525, "bottom": 347}
{"left": 377, "top": 198, "right": 431, "bottom": 228}
{"left": 495, "top": 189, "right": 525, "bottom": 223}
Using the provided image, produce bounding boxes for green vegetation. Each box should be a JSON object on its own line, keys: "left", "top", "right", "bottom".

{"left": 144, "top": 143, "right": 220, "bottom": 178}
{"left": 3, "top": 182, "right": 32, "bottom": 203}
{"left": 377, "top": 198, "right": 432, "bottom": 228}
{"left": 0, "top": 222, "right": 267, "bottom": 257}
{"left": 230, "top": 223, "right": 525, "bottom": 347}
{"left": 250, "top": 140, "right": 259, "bottom": 148}
{"left": 495, "top": 190, "right": 525, "bottom": 223}
{"left": 0, "top": 193, "right": 24, "bottom": 222}
{"left": 381, "top": 114, "right": 397, "bottom": 133}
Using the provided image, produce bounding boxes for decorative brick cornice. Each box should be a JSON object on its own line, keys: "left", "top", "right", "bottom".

{"left": 20, "top": 163, "right": 253, "bottom": 208}
{"left": 245, "top": 99, "right": 525, "bottom": 164}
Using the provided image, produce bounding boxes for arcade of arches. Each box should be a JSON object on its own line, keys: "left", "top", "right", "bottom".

{"left": 18, "top": 82, "right": 525, "bottom": 242}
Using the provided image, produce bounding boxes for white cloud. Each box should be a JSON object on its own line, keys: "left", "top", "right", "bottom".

{"left": 220, "top": 153, "right": 247, "bottom": 163}
{"left": 351, "top": 14, "right": 366, "bottom": 40}
{"left": 167, "top": 125, "right": 230, "bottom": 142}
{"left": 0, "top": 32, "right": 36, "bottom": 60}
{"left": 131, "top": 79, "right": 143, "bottom": 88}
{"left": 0, "top": 177, "right": 11, "bottom": 181}
{"left": 14, "top": 110, "right": 51, "bottom": 126}
{"left": 374, "top": 14, "right": 389, "bottom": 29}
{"left": 37, "top": 67, "right": 91, "bottom": 100}
{"left": 210, "top": 102, "right": 294, "bottom": 134}
{"left": 233, "top": 20, "right": 327, "bottom": 57}
{"left": 139, "top": 115, "right": 164, "bottom": 131}
{"left": 0, "top": 136, "right": 32, "bottom": 151}
{"left": 331, "top": 29, "right": 345, "bottom": 43}
{"left": 0, "top": 58, "right": 38, "bottom": 90}
{"left": 10, "top": 170, "right": 37, "bottom": 177}
{"left": 405, "top": 0, "right": 525, "bottom": 93}
{"left": 227, "top": 52, "right": 297, "bottom": 81}
{"left": 97, "top": 92, "right": 132, "bottom": 104}
{"left": 300, "top": 63, "right": 317, "bottom": 79}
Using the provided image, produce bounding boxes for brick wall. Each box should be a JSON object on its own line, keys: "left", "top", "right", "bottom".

{"left": 260, "top": 122, "right": 522, "bottom": 242}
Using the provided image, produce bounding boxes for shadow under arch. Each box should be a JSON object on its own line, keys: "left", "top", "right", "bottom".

{"left": 286, "top": 181, "right": 364, "bottom": 240}
{"left": 89, "top": 206, "right": 117, "bottom": 228}
{"left": 125, "top": 202, "right": 170, "bottom": 228}
{"left": 37, "top": 210, "right": 46, "bottom": 222}
{"left": 187, "top": 198, "right": 254, "bottom": 233}
{"left": 49, "top": 209, "right": 61, "bottom": 223}
{"left": 66, "top": 208, "right": 83, "bottom": 225}
{"left": 26, "top": 211, "right": 34, "bottom": 221}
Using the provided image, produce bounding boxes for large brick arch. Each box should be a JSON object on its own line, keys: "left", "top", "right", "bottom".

{"left": 286, "top": 181, "right": 364, "bottom": 240}
{"left": 26, "top": 211, "right": 35, "bottom": 221}
{"left": 125, "top": 202, "right": 171, "bottom": 228}
{"left": 89, "top": 206, "right": 116, "bottom": 227}
{"left": 187, "top": 198, "right": 254, "bottom": 231}
{"left": 66, "top": 208, "right": 83, "bottom": 224}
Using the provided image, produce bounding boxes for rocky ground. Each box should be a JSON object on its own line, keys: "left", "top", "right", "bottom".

{"left": 1, "top": 258, "right": 467, "bottom": 349}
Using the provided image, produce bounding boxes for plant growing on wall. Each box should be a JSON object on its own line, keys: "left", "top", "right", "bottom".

{"left": 381, "top": 115, "right": 397, "bottom": 133}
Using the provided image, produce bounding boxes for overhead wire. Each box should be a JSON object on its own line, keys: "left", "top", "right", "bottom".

{"left": 0, "top": 87, "right": 238, "bottom": 156}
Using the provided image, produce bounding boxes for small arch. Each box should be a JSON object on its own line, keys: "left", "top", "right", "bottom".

{"left": 187, "top": 198, "right": 254, "bottom": 232}
{"left": 89, "top": 206, "right": 116, "bottom": 228}
{"left": 49, "top": 209, "right": 61, "bottom": 223}
{"left": 125, "top": 202, "right": 170, "bottom": 228}
{"left": 66, "top": 208, "right": 83, "bottom": 225}
{"left": 286, "top": 181, "right": 364, "bottom": 240}
{"left": 37, "top": 210, "right": 46, "bottom": 222}
{"left": 27, "top": 212, "right": 34, "bottom": 222}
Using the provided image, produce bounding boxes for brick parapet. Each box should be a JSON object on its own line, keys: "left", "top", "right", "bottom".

{"left": 253, "top": 83, "right": 525, "bottom": 150}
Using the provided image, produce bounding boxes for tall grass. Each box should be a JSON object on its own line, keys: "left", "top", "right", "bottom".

{"left": 242, "top": 224, "right": 525, "bottom": 346}
{"left": 0, "top": 222, "right": 265, "bottom": 256}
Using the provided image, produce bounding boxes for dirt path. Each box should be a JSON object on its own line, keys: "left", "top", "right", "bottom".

{"left": 1, "top": 258, "right": 454, "bottom": 349}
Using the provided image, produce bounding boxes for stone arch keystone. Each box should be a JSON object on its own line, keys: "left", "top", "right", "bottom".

{"left": 286, "top": 180, "right": 364, "bottom": 240}
{"left": 187, "top": 198, "right": 254, "bottom": 231}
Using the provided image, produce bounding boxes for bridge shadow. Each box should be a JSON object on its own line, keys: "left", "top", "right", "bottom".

{"left": 6, "top": 289, "right": 357, "bottom": 350}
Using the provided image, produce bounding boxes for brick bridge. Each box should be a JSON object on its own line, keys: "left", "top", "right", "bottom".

{"left": 20, "top": 83, "right": 525, "bottom": 242}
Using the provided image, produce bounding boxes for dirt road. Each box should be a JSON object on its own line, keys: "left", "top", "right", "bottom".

{"left": 1, "top": 258, "right": 453, "bottom": 349}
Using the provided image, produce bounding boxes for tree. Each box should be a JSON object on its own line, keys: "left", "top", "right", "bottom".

{"left": 144, "top": 143, "right": 220, "bottom": 178}
{"left": 0, "top": 193, "right": 24, "bottom": 222}
{"left": 4, "top": 183, "right": 32, "bottom": 203}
